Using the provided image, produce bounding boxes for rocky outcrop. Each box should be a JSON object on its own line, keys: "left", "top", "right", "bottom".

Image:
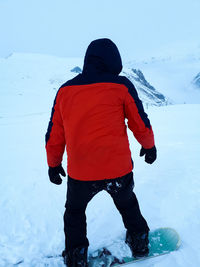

{"left": 71, "top": 66, "right": 82, "bottom": 74}
{"left": 123, "top": 68, "right": 171, "bottom": 106}
{"left": 192, "top": 73, "right": 200, "bottom": 88}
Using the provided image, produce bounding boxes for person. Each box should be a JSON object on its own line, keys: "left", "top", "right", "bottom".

{"left": 45, "top": 38, "right": 157, "bottom": 267}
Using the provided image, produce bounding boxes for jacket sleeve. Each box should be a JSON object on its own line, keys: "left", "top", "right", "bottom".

{"left": 45, "top": 89, "right": 65, "bottom": 167}
{"left": 123, "top": 78, "right": 155, "bottom": 149}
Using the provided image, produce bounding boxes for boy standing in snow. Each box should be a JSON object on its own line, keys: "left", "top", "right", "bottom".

{"left": 45, "top": 38, "right": 157, "bottom": 267}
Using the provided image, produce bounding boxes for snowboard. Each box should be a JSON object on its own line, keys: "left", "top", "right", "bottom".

{"left": 88, "top": 228, "right": 181, "bottom": 267}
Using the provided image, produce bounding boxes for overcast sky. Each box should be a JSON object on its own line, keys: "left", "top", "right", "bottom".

{"left": 0, "top": 0, "right": 200, "bottom": 61}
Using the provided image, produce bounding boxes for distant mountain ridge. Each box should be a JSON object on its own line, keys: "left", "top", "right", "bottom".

{"left": 122, "top": 68, "right": 171, "bottom": 106}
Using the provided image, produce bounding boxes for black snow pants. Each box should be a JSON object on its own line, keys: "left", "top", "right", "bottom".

{"left": 64, "top": 172, "right": 149, "bottom": 251}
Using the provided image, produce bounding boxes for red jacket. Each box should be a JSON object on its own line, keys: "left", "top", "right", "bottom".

{"left": 45, "top": 39, "right": 155, "bottom": 181}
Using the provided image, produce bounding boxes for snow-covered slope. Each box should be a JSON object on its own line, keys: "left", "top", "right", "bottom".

{"left": 122, "top": 68, "right": 170, "bottom": 106}
{"left": 127, "top": 53, "right": 200, "bottom": 104}
{"left": 0, "top": 53, "right": 200, "bottom": 267}
{"left": 0, "top": 53, "right": 82, "bottom": 119}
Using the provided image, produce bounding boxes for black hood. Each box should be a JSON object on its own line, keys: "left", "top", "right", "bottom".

{"left": 82, "top": 38, "right": 122, "bottom": 75}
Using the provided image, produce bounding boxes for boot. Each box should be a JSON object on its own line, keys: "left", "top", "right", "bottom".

{"left": 62, "top": 247, "right": 88, "bottom": 267}
{"left": 125, "top": 230, "right": 149, "bottom": 258}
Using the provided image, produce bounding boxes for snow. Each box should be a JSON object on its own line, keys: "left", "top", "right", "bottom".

{"left": 0, "top": 53, "right": 200, "bottom": 266}
{"left": 127, "top": 53, "right": 200, "bottom": 104}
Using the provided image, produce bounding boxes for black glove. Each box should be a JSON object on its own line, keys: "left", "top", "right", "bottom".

{"left": 48, "top": 164, "right": 66, "bottom": 185}
{"left": 140, "top": 146, "right": 157, "bottom": 164}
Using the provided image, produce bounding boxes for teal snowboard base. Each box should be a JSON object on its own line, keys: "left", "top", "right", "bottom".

{"left": 89, "top": 228, "right": 181, "bottom": 267}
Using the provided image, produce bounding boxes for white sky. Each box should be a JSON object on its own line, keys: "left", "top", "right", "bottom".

{"left": 0, "top": 0, "right": 200, "bottom": 61}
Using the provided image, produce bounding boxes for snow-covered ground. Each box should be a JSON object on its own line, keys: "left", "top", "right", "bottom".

{"left": 0, "top": 53, "right": 200, "bottom": 266}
